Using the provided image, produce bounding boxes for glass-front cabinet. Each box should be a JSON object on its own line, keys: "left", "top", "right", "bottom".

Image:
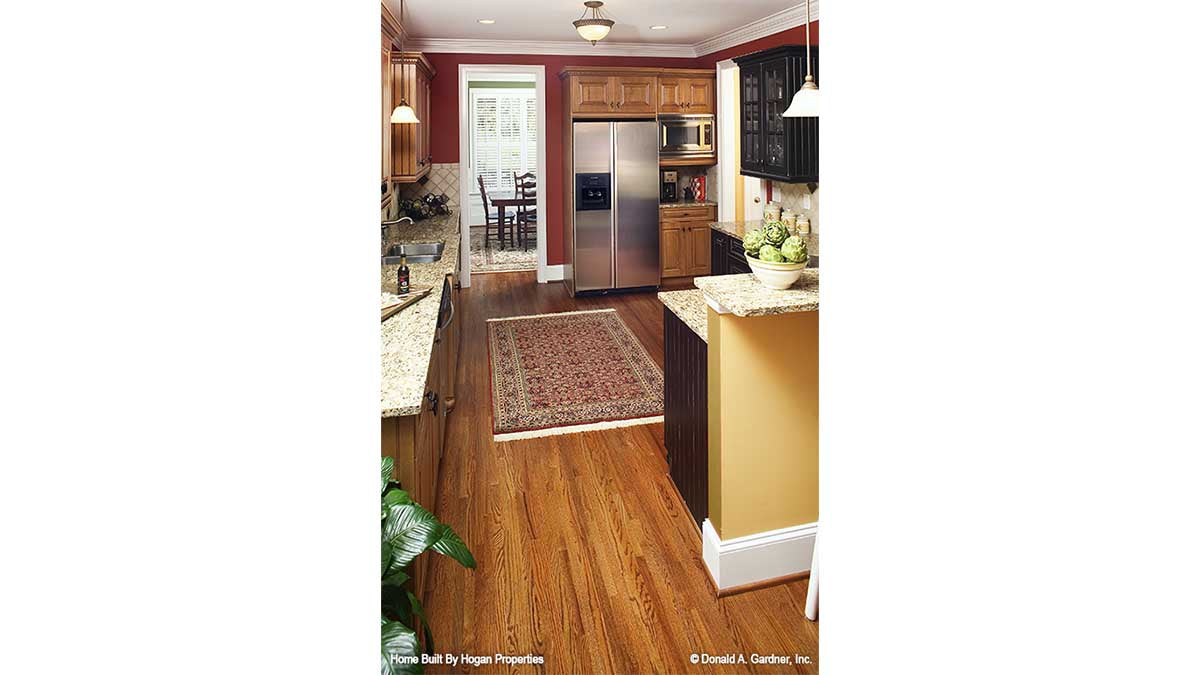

{"left": 735, "top": 45, "right": 818, "bottom": 183}
{"left": 740, "top": 63, "right": 763, "bottom": 173}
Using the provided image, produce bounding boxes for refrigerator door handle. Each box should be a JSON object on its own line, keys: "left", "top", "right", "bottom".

{"left": 610, "top": 122, "right": 617, "bottom": 286}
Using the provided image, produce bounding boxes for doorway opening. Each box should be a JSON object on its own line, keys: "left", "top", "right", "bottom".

{"left": 457, "top": 65, "right": 548, "bottom": 288}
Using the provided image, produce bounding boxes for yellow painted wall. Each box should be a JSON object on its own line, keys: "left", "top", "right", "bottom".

{"left": 708, "top": 309, "right": 819, "bottom": 540}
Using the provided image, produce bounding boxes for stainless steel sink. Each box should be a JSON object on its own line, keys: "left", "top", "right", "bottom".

{"left": 381, "top": 242, "right": 444, "bottom": 265}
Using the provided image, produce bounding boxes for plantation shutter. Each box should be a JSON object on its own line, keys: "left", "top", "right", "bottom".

{"left": 470, "top": 88, "right": 537, "bottom": 196}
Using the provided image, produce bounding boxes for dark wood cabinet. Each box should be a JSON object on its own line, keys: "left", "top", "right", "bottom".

{"left": 735, "top": 45, "right": 818, "bottom": 183}
{"left": 710, "top": 229, "right": 751, "bottom": 276}
{"left": 664, "top": 307, "right": 708, "bottom": 529}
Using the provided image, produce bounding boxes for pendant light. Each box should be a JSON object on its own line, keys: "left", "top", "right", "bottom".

{"left": 391, "top": 0, "right": 419, "bottom": 124}
{"left": 573, "top": 1, "right": 615, "bottom": 45}
{"left": 782, "top": 0, "right": 819, "bottom": 118}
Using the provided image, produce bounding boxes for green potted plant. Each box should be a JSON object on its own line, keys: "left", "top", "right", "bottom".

{"left": 381, "top": 457, "right": 475, "bottom": 674}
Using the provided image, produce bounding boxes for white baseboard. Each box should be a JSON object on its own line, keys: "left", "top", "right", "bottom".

{"left": 539, "top": 264, "right": 565, "bottom": 283}
{"left": 702, "top": 519, "right": 817, "bottom": 592}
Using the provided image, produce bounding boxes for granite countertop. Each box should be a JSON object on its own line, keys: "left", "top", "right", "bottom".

{"left": 660, "top": 200, "right": 718, "bottom": 210}
{"left": 694, "top": 271, "right": 819, "bottom": 317}
{"left": 658, "top": 289, "right": 708, "bottom": 343}
{"left": 710, "top": 220, "right": 819, "bottom": 256}
{"left": 381, "top": 212, "right": 462, "bottom": 418}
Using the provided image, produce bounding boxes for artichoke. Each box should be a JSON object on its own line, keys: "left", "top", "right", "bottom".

{"left": 763, "top": 222, "right": 788, "bottom": 247}
{"left": 742, "top": 229, "right": 767, "bottom": 257}
{"left": 781, "top": 236, "right": 808, "bottom": 264}
{"left": 759, "top": 244, "right": 784, "bottom": 262}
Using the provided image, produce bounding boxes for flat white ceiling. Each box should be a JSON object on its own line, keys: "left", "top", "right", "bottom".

{"left": 401, "top": 0, "right": 805, "bottom": 45}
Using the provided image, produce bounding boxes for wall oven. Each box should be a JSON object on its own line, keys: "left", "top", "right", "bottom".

{"left": 658, "top": 114, "right": 714, "bottom": 159}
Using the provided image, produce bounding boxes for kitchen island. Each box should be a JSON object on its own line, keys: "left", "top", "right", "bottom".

{"left": 661, "top": 267, "right": 820, "bottom": 595}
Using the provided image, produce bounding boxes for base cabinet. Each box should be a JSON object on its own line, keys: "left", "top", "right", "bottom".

{"left": 660, "top": 205, "right": 716, "bottom": 278}
{"left": 710, "top": 229, "right": 750, "bottom": 276}
{"left": 664, "top": 307, "right": 708, "bottom": 529}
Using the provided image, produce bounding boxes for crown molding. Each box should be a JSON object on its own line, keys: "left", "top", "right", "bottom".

{"left": 407, "top": 37, "right": 697, "bottom": 58}
{"left": 693, "top": 1, "right": 818, "bottom": 57}
{"left": 406, "top": 3, "right": 818, "bottom": 59}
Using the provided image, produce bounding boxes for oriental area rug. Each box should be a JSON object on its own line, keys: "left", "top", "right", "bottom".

{"left": 486, "top": 309, "right": 664, "bottom": 442}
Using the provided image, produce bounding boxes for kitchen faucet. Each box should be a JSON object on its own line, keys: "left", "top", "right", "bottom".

{"left": 381, "top": 216, "right": 414, "bottom": 243}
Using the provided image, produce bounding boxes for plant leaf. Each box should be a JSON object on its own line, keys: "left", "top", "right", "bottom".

{"left": 406, "top": 590, "right": 434, "bottom": 655}
{"left": 381, "top": 457, "right": 394, "bottom": 496}
{"left": 381, "top": 583, "right": 412, "bottom": 621}
{"left": 381, "top": 620, "right": 421, "bottom": 675}
{"left": 383, "top": 488, "right": 412, "bottom": 508}
{"left": 429, "top": 523, "right": 476, "bottom": 569}
{"left": 381, "top": 542, "right": 393, "bottom": 577}
{"left": 381, "top": 569, "right": 410, "bottom": 587}
{"left": 382, "top": 503, "right": 439, "bottom": 573}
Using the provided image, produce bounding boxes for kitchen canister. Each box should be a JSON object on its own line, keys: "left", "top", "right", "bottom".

{"left": 781, "top": 208, "right": 797, "bottom": 232}
{"left": 796, "top": 214, "right": 811, "bottom": 235}
{"left": 763, "top": 201, "right": 782, "bottom": 224}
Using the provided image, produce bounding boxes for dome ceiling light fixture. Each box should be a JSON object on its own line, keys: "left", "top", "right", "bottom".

{"left": 573, "top": 1, "right": 615, "bottom": 46}
{"left": 782, "top": 0, "right": 819, "bottom": 117}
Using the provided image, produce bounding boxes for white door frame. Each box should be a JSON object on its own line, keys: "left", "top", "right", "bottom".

{"left": 457, "top": 64, "right": 548, "bottom": 287}
{"left": 716, "top": 58, "right": 739, "bottom": 223}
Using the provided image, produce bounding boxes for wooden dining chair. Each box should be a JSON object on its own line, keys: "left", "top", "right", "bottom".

{"left": 513, "top": 171, "right": 537, "bottom": 252}
{"left": 477, "top": 175, "right": 514, "bottom": 250}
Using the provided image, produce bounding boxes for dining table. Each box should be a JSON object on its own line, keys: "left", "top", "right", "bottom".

{"left": 489, "top": 195, "right": 536, "bottom": 249}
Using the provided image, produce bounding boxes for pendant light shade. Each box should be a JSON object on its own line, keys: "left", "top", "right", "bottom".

{"left": 573, "top": 1, "right": 615, "bottom": 45}
{"left": 390, "top": 1, "right": 420, "bottom": 124}
{"left": 391, "top": 104, "right": 419, "bottom": 124}
{"left": 782, "top": 0, "right": 819, "bottom": 118}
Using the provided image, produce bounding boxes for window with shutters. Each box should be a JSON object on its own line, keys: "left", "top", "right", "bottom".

{"left": 469, "top": 88, "right": 537, "bottom": 198}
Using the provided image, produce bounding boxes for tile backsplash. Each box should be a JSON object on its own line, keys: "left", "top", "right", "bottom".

{"left": 394, "top": 163, "right": 460, "bottom": 203}
{"left": 775, "top": 182, "right": 819, "bottom": 234}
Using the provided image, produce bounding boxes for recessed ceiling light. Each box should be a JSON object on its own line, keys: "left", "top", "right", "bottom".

{"left": 650, "top": 25, "right": 668, "bottom": 30}
{"left": 478, "top": 19, "right": 496, "bottom": 24}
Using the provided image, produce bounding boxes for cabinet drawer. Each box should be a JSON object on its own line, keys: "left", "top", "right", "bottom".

{"left": 661, "top": 206, "right": 715, "bottom": 221}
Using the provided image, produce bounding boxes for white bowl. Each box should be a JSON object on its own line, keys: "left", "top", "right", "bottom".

{"left": 745, "top": 253, "right": 807, "bottom": 289}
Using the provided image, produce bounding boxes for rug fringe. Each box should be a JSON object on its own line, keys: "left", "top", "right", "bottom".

{"left": 494, "top": 415, "right": 663, "bottom": 442}
{"left": 486, "top": 308, "right": 616, "bottom": 323}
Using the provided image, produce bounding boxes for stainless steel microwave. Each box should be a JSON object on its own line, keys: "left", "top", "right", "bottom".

{"left": 658, "top": 114, "right": 714, "bottom": 158}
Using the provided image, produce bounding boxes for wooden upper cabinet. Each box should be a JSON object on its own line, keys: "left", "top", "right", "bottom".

{"left": 658, "top": 76, "right": 714, "bottom": 114}
{"left": 658, "top": 78, "right": 686, "bottom": 113}
{"left": 381, "top": 36, "right": 392, "bottom": 188}
{"left": 571, "top": 75, "right": 614, "bottom": 114}
{"left": 390, "top": 52, "right": 435, "bottom": 184}
{"left": 683, "top": 77, "right": 714, "bottom": 114}
{"left": 613, "top": 76, "right": 656, "bottom": 114}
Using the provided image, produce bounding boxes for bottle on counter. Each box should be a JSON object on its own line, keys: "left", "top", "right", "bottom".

{"left": 398, "top": 254, "right": 410, "bottom": 295}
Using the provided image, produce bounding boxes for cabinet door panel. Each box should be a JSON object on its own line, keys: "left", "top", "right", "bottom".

{"left": 740, "top": 65, "right": 763, "bottom": 171}
{"left": 684, "top": 78, "right": 714, "bottom": 114}
{"left": 614, "top": 76, "right": 657, "bottom": 114}
{"left": 686, "top": 225, "right": 711, "bottom": 276}
{"left": 658, "top": 78, "right": 685, "bottom": 113}
{"left": 661, "top": 225, "right": 686, "bottom": 278}
{"left": 571, "top": 75, "right": 613, "bottom": 113}
{"left": 761, "top": 56, "right": 792, "bottom": 176}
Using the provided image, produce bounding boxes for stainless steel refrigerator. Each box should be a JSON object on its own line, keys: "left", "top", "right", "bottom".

{"left": 569, "top": 121, "right": 659, "bottom": 294}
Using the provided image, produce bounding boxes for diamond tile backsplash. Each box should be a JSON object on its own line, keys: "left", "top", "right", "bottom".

{"left": 775, "top": 182, "right": 819, "bottom": 234}
{"left": 395, "top": 163, "right": 460, "bottom": 204}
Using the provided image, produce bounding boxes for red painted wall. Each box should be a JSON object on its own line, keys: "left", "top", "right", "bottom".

{"left": 425, "top": 22, "right": 817, "bottom": 266}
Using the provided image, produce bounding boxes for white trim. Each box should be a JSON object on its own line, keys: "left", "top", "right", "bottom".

{"left": 410, "top": 3, "right": 817, "bottom": 59}
{"left": 541, "top": 264, "right": 564, "bottom": 282}
{"left": 715, "top": 58, "right": 739, "bottom": 224}
{"left": 410, "top": 38, "right": 696, "bottom": 58}
{"left": 458, "top": 64, "right": 549, "bottom": 288}
{"left": 485, "top": 307, "right": 613, "bottom": 323}
{"left": 494, "top": 415, "right": 663, "bottom": 443}
{"left": 692, "top": 2, "right": 818, "bottom": 57}
{"left": 702, "top": 519, "right": 817, "bottom": 591}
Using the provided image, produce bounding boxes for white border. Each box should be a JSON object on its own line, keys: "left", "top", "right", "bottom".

{"left": 702, "top": 519, "right": 817, "bottom": 591}
{"left": 457, "top": 64, "right": 549, "bottom": 287}
{"left": 411, "top": 3, "right": 817, "bottom": 58}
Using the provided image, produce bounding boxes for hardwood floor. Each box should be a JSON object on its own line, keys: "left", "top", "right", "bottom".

{"left": 424, "top": 271, "right": 818, "bottom": 673}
